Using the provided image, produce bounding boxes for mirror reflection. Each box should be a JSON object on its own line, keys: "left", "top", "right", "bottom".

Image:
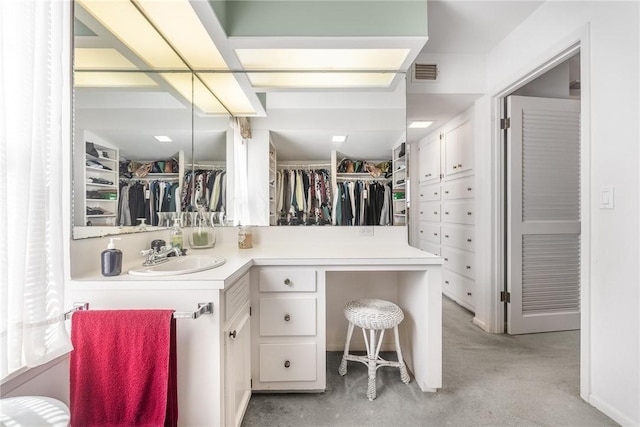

{"left": 72, "top": 1, "right": 408, "bottom": 239}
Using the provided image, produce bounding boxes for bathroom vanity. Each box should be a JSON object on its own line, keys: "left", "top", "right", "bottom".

{"left": 67, "top": 228, "right": 442, "bottom": 426}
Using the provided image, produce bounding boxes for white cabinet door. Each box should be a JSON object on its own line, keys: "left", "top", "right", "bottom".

{"left": 444, "top": 121, "right": 473, "bottom": 176}
{"left": 418, "top": 136, "right": 440, "bottom": 184}
{"left": 225, "top": 304, "right": 251, "bottom": 427}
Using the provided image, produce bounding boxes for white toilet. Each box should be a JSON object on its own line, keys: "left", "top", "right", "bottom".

{"left": 0, "top": 396, "right": 70, "bottom": 427}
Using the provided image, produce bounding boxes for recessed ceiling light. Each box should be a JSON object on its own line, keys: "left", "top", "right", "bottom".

{"left": 409, "top": 121, "right": 434, "bottom": 129}
{"left": 332, "top": 135, "right": 347, "bottom": 143}
{"left": 154, "top": 136, "right": 172, "bottom": 142}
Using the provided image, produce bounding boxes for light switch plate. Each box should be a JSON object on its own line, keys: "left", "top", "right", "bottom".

{"left": 359, "top": 226, "right": 374, "bottom": 237}
{"left": 600, "top": 186, "right": 614, "bottom": 209}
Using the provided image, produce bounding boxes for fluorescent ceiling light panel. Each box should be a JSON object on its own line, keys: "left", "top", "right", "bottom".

{"left": 74, "top": 48, "right": 137, "bottom": 69}
{"left": 247, "top": 72, "right": 397, "bottom": 89}
{"left": 160, "top": 73, "right": 228, "bottom": 115}
{"left": 74, "top": 71, "right": 158, "bottom": 88}
{"left": 154, "top": 136, "right": 172, "bottom": 142}
{"left": 77, "top": 0, "right": 187, "bottom": 69}
{"left": 235, "top": 49, "right": 411, "bottom": 70}
{"left": 408, "top": 121, "right": 434, "bottom": 129}
{"left": 332, "top": 135, "right": 347, "bottom": 143}
{"left": 135, "top": 0, "right": 228, "bottom": 70}
{"left": 197, "top": 73, "right": 256, "bottom": 115}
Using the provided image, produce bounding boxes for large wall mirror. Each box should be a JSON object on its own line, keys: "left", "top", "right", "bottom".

{"left": 72, "top": 1, "right": 409, "bottom": 239}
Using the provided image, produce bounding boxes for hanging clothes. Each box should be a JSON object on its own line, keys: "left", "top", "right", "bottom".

{"left": 276, "top": 168, "right": 332, "bottom": 226}
{"left": 181, "top": 169, "right": 226, "bottom": 214}
{"left": 332, "top": 180, "right": 392, "bottom": 226}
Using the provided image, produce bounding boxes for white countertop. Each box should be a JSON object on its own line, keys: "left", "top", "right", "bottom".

{"left": 70, "top": 242, "right": 443, "bottom": 290}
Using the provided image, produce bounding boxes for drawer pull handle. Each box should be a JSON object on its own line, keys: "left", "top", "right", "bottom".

{"left": 466, "top": 265, "right": 471, "bottom": 269}
{"left": 444, "top": 234, "right": 450, "bottom": 238}
{"left": 420, "top": 230, "right": 424, "bottom": 233}
{"left": 467, "top": 187, "right": 472, "bottom": 191}
{"left": 453, "top": 165, "right": 457, "bottom": 169}
{"left": 467, "top": 292, "right": 472, "bottom": 296}
{"left": 284, "top": 278, "right": 291, "bottom": 286}
{"left": 467, "top": 211, "right": 472, "bottom": 215}
{"left": 284, "top": 314, "right": 291, "bottom": 322}
{"left": 433, "top": 211, "right": 438, "bottom": 215}
{"left": 445, "top": 280, "right": 450, "bottom": 284}
{"left": 420, "top": 194, "right": 424, "bottom": 197}
{"left": 434, "top": 192, "right": 438, "bottom": 195}
{"left": 229, "top": 330, "right": 237, "bottom": 339}
{"left": 444, "top": 258, "right": 449, "bottom": 261}
{"left": 444, "top": 211, "right": 449, "bottom": 215}
{"left": 433, "top": 233, "right": 438, "bottom": 236}
{"left": 458, "top": 164, "right": 462, "bottom": 168}
{"left": 420, "top": 211, "right": 424, "bottom": 214}
{"left": 284, "top": 360, "right": 291, "bottom": 368}
{"left": 445, "top": 190, "right": 449, "bottom": 194}
{"left": 467, "top": 238, "right": 472, "bottom": 242}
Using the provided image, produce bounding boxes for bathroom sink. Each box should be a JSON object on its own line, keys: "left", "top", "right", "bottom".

{"left": 128, "top": 256, "right": 226, "bottom": 277}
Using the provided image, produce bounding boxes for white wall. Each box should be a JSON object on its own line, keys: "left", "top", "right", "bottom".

{"left": 478, "top": 2, "right": 640, "bottom": 425}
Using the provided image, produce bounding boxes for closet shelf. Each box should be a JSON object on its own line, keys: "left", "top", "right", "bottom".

{"left": 86, "top": 166, "right": 116, "bottom": 173}
{"left": 86, "top": 153, "right": 117, "bottom": 163}
{"left": 86, "top": 214, "right": 116, "bottom": 218}
{"left": 86, "top": 182, "right": 116, "bottom": 188}
{"left": 86, "top": 198, "right": 117, "bottom": 202}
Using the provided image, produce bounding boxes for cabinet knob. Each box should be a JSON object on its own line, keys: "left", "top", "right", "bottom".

{"left": 284, "top": 278, "right": 291, "bottom": 286}
{"left": 467, "top": 292, "right": 472, "bottom": 296}
{"left": 467, "top": 238, "right": 472, "bottom": 242}
{"left": 453, "top": 165, "right": 457, "bottom": 169}
{"left": 445, "top": 280, "right": 450, "bottom": 284}
{"left": 445, "top": 190, "right": 449, "bottom": 194}
{"left": 433, "top": 211, "right": 438, "bottom": 215}
{"left": 420, "top": 194, "right": 424, "bottom": 197}
{"left": 444, "top": 257, "right": 449, "bottom": 261}
{"left": 284, "top": 360, "right": 291, "bottom": 368}
{"left": 467, "top": 211, "right": 472, "bottom": 215}
{"left": 458, "top": 164, "right": 462, "bottom": 168}
{"left": 420, "top": 230, "right": 424, "bottom": 233}
{"left": 444, "top": 211, "right": 449, "bottom": 215}
{"left": 284, "top": 314, "right": 291, "bottom": 322}
{"left": 434, "top": 192, "right": 438, "bottom": 196}
{"left": 467, "top": 187, "right": 472, "bottom": 191}
{"left": 229, "top": 330, "right": 237, "bottom": 339}
{"left": 420, "top": 211, "right": 424, "bottom": 214}
{"left": 444, "top": 234, "right": 450, "bottom": 238}
{"left": 433, "top": 233, "right": 438, "bottom": 236}
{"left": 466, "top": 265, "right": 471, "bottom": 269}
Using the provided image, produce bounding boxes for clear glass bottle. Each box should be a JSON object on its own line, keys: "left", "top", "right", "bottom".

{"left": 188, "top": 208, "right": 216, "bottom": 249}
{"left": 238, "top": 224, "right": 253, "bottom": 249}
{"left": 170, "top": 218, "right": 183, "bottom": 251}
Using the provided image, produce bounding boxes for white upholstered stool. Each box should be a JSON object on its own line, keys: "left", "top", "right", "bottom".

{"left": 338, "top": 299, "right": 410, "bottom": 400}
{"left": 0, "top": 396, "right": 70, "bottom": 427}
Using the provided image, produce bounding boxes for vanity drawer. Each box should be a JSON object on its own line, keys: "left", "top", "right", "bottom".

{"left": 443, "top": 269, "right": 475, "bottom": 308}
{"left": 418, "top": 240, "right": 440, "bottom": 256}
{"left": 418, "top": 201, "right": 440, "bottom": 222}
{"left": 441, "top": 246, "right": 475, "bottom": 280}
{"left": 443, "top": 178, "right": 475, "bottom": 200}
{"left": 225, "top": 272, "right": 250, "bottom": 322}
{"left": 259, "top": 343, "right": 317, "bottom": 382}
{"left": 442, "top": 201, "right": 475, "bottom": 225}
{"left": 260, "top": 297, "right": 316, "bottom": 336}
{"left": 418, "top": 223, "right": 441, "bottom": 244}
{"left": 418, "top": 184, "right": 441, "bottom": 202}
{"left": 259, "top": 269, "right": 316, "bottom": 292}
{"left": 442, "top": 225, "right": 475, "bottom": 251}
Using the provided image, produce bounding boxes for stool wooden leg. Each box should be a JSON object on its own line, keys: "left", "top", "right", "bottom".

{"left": 339, "top": 322, "right": 355, "bottom": 376}
{"left": 366, "top": 329, "right": 378, "bottom": 401}
{"left": 393, "top": 325, "right": 410, "bottom": 384}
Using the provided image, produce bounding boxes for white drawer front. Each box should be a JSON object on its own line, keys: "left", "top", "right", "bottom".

{"left": 442, "top": 246, "right": 475, "bottom": 280}
{"left": 418, "top": 201, "right": 440, "bottom": 222}
{"left": 259, "top": 343, "right": 317, "bottom": 382}
{"left": 418, "top": 185, "right": 441, "bottom": 202}
{"left": 260, "top": 297, "right": 316, "bottom": 336}
{"left": 418, "top": 240, "right": 440, "bottom": 256}
{"left": 443, "top": 178, "right": 475, "bottom": 200}
{"left": 442, "top": 201, "right": 475, "bottom": 225}
{"left": 443, "top": 269, "right": 474, "bottom": 307}
{"left": 225, "top": 272, "right": 250, "bottom": 322}
{"left": 259, "top": 269, "right": 316, "bottom": 292}
{"left": 418, "top": 223, "right": 440, "bottom": 244}
{"left": 442, "top": 225, "right": 475, "bottom": 251}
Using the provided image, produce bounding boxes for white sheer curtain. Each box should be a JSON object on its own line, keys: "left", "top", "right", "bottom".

{"left": 0, "top": 0, "right": 72, "bottom": 380}
{"left": 230, "top": 118, "right": 251, "bottom": 226}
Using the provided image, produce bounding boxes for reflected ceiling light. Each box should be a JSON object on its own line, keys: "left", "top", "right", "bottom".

{"left": 235, "top": 49, "right": 410, "bottom": 71}
{"left": 160, "top": 73, "right": 228, "bottom": 115}
{"left": 198, "top": 73, "right": 257, "bottom": 115}
{"left": 154, "top": 136, "right": 172, "bottom": 142}
{"left": 332, "top": 135, "right": 347, "bottom": 143}
{"left": 74, "top": 71, "right": 158, "bottom": 88}
{"left": 409, "top": 121, "right": 434, "bottom": 129}
{"left": 77, "top": 0, "right": 187, "bottom": 69}
{"left": 75, "top": 48, "right": 137, "bottom": 69}
{"left": 247, "top": 72, "right": 397, "bottom": 89}
{"left": 135, "top": 0, "right": 227, "bottom": 70}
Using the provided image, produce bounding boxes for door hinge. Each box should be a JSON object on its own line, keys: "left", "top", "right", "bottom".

{"left": 249, "top": 306, "right": 252, "bottom": 316}
{"left": 250, "top": 379, "right": 253, "bottom": 388}
{"left": 500, "top": 117, "right": 510, "bottom": 130}
{"left": 500, "top": 291, "right": 511, "bottom": 303}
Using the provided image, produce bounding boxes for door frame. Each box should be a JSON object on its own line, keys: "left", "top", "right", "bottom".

{"left": 487, "top": 25, "right": 591, "bottom": 401}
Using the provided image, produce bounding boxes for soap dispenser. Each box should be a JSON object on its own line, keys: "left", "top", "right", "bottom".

{"left": 101, "top": 237, "right": 122, "bottom": 276}
{"left": 170, "top": 218, "right": 183, "bottom": 251}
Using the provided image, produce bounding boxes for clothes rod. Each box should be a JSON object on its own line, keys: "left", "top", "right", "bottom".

{"left": 277, "top": 163, "right": 331, "bottom": 169}
{"left": 65, "top": 302, "right": 214, "bottom": 320}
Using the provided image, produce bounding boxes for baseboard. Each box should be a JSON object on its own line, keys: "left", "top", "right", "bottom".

{"left": 472, "top": 316, "right": 487, "bottom": 331}
{"left": 589, "top": 393, "right": 638, "bottom": 426}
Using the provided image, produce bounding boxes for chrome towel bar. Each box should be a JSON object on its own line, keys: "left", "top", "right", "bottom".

{"left": 65, "top": 302, "right": 214, "bottom": 320}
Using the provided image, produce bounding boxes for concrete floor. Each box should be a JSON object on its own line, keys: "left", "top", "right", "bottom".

{"left": 242, "top": 297, "right": 616, "bottom": 426}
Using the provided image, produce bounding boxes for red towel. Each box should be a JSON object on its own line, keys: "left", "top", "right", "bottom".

{"left": 70, "top": 310, "right": 178, "bottom": 427}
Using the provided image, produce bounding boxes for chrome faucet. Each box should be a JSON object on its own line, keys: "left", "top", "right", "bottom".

{"left": 140, "top": 245, "right": 182, "bottom": 266}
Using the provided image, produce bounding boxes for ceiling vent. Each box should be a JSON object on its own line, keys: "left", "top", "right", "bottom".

{"left": 413, "top": 63, "right": 438, "bottom": 82}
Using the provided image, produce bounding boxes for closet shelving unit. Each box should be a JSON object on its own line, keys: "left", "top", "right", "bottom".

{"left": 392, "top": 143, "right": 407, "bottom": 226}
{"left": 83, "top": 142, "right": 119, "bottom": 226}
{"left": 269, "top": 141, "right": 277, "bottom": 225}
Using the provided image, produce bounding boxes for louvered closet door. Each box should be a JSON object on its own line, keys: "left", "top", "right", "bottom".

{"left": 507, "top": 96, "right": 580, "bottom": 335}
